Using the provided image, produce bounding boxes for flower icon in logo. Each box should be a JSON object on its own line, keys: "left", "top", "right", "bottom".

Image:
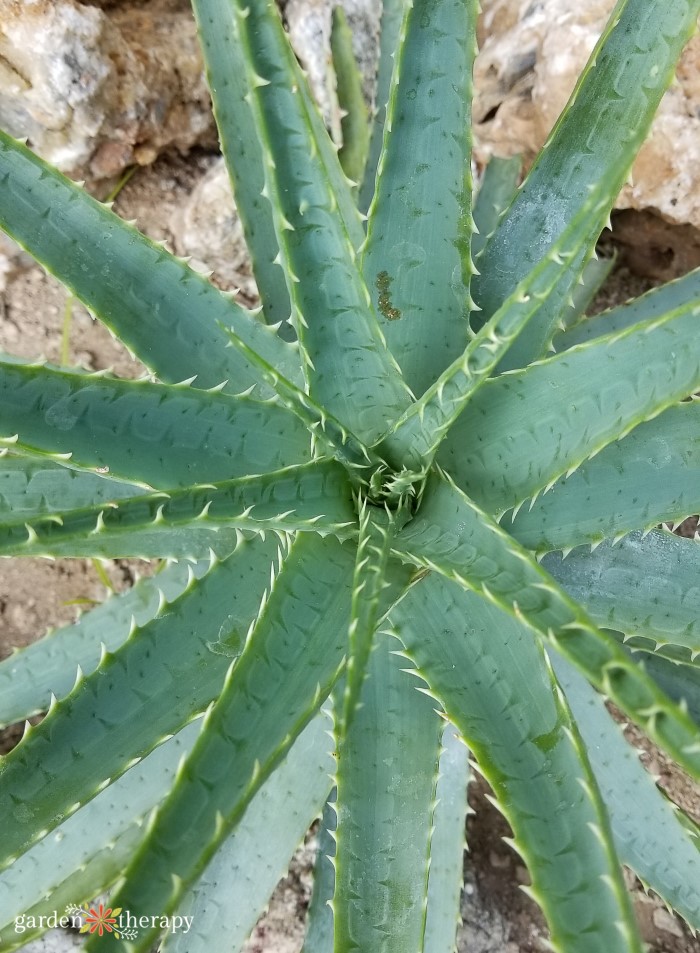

{"left": 79, "top": 903, "right": 122, "bottom": 938}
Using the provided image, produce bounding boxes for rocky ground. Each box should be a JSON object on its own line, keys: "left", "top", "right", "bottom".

{"left": 0, "top": 1, "right": 699, "bottom": 951}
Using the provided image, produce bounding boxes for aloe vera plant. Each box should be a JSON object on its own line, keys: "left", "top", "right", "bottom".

{"left": 0, "top": 0, "right": 699, "bottom": 950}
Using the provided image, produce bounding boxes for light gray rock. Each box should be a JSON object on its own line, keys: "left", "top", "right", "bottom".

{"left": 474, "top": 0, "right": 700, "bottom": 230}
{"left": 0, "top": 0, "right": 215, "bottom": 181}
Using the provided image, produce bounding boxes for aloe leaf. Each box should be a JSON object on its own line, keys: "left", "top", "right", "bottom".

{"left": 389, "top": 576, "right": 643, "bottom": 953}
{"left": 218, "top": 323, "right": 374, "bottom": 472}
{"left": 0, "top": 721, "right": 200, "bottom": 948}
{"left": 393, "top": 473, "right": 700, "bottom": 780}
{"left": 551, "top": 654, "right": 700, "bottom": 929}
{"left": 0, "top": 535, "right": 280, "bottom": 868}
{"left": 361, "top": 0, "right": 477, "bottom": 396}
{"left": 0, "top": 461, "right": 356, "bottom": 558}
{"left": 0, "top": 456, "right": 145, "bottom": 515}
{"left": 227, "top": 0, "right": 410, "bottom": 444}
{"left": 0, "top": 359, "right": 311, "bottom": 489}
{"left": 554, "top": 265, "right": 700, "bottom": 352}
{"left": 0, "top": 131, "right": 300, "bottom": 395}
{"left": 509, "top": 401, "right": 700, "bottom": 553}
{"left": 162, "top": 711, "right": 334, "bottom": 953}
{"left": 340, "top": 504, "right": 395, "bottom": 734}
{"left": 358, "top": 0, "right": 406, "bottom": 214}
{"left": 423, "top": 724, "right": 470, "bottom": 953}
{"left": 331, "top": 6, "right": 370, "bottom": 187}
{"left": 190, "top": 0, "right": 290, "bottom": 334}
{"left": 541, "top": 530, "right": 700, "bottom": 663}
{"left": 333, "top": 634, "right": 442, "bottom": 953}
{"left": 0, "top": 558, "right": 210, "bottom": 728}
{"left": 302, "top": 792, "right": 337, "bottom": 953}
{"left": 85, "top": 534, "right": 356, "bottom": 953}
{"left": 624, "top": 650, "right": 700, "bottom": 724}
{"left": 473, "top": 0, "right": 700, "bottom": 349}
{"left": 441, "top": 298, "right": 700, "bottom": 516}
{"left": 559, "top": 253, "right": 617, "bottom": 331}
{"left": 471, "top": 155, "right": 521, "bottom": 264}
{"left": 379, "top": 183, "right": 611, "bottom": 472}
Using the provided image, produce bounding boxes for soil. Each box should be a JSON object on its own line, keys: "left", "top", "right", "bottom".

{"left": 0, "top": 149, "right": 698, "bottom": 953}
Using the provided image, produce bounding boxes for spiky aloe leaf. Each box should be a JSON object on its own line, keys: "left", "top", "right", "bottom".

{"left": 0, "top": 461, "right": 356, "bottom": 558}
{"left": 559, "top": 254, "right": 617, "bottom": 331}
{"left": 378, "top": 182, "right": 611, "bottom": 472}
{"left": 552, "top": 654, "right": 700, "bottom": 929}
{"left": 84, "top": 534, "right": 355, "bottom": 953}
{"left": 0, "top": 557, "right": 210, "bottom": 728}
{"left": 190, "top": 0, "right": 290, "bottom": 333}
{"left": 339, "top": 503, "right": 395, "bottom": 734}
{"left": 389, "top": 576, "right": 643, "bottom": 953}
{"left": 302, "top": 791, "right": 337, "bottom": 953}
{"left": 361, "top": 0, "right": 476, "bottom": 396}
{"left": 218, "top": 323, "right": 374, "bottom": 472}
{"left": 359, "top": 0, "right": 406, "bottom": 214}
{"left": 223, "top": 0, "right": 410, "bottom": 444}
{"left": 0, "top": 360, "right": 311, "bottom": 489}
{"left": 423, "top": 724, "right": 470, "bottom": 953}
{"left": 0, "top": 535, "right": 279, "bottom": 869}
{"left": 627, "top": 650, "right": 700, "bottom": 723}
{"left": 393, "top": 472, "right": 700, "bottom": 780}
{"left": 0, "top": 132, "right": 300, "bottom": 395}
{"left": 554, "top": 265, "right": 700, "bottom": 351}
{"left": 471, "top": 155, "right": 521, "bottom": 263}
{"left": 161, "top": 711, "right": 334, "bottom": 953}
{"left": 333, "top": 635, "right": 443, "bottom": 953}
{"left": 441, "top": 298, "right": 700, "bottom": 516}
{"left": 0, "top": 721, "right": 200, "bottom": 950}
{"left": 473, "top": 0, "right": 700, "bottom": 365}
{"left": 542, "top": 531, "right": 700, "bottom": 664}
{"left": 331, "top": 6, "right": 371, "bottom": 187}
{"left": 0, "top": 456, "right": 144, "bottom": 514}
{"left": 509, "top": 401, "right": 700, "bottom": 553}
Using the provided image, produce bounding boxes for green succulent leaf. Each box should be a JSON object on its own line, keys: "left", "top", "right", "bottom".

{"left": 302, "top": 791, "right": 337, "bottom": 953}
{"left": 0, "top": 461, "right": 356, "bottom": 558}
{"left": 441, "top": 298, "right": 700, "bottom": 516}
{"left": 542, "top": 530, "right": 700, "bottom": 663}
{"left": 362, "top": 0, "right": 477, "bottom": 396}
{"left": 86, "top": 534, "right": 354, "bottom": 953}
{"left": 379, "top": 181, "right": 612, "bottom": 472}
{"left": 333, "top": 635, "right": 443, "bottom": 953}
{"left": 554, "top": 264, "right": 700, "bottom": 351}
{"left": 0, "top": 721, "right": 200, "bottom": 950}
{"left": 331, "top": 6, "right": 371, "bottom": 187}
{"left": 558, "top": 253, "right": 617, "bottom": 332}
{"left": 0, "top": 131, "right": 300, "bottom": 395}
{"left": 359, "top": 0, "right": 406, "bottom": 214}
{"left": 509, "top": 401, "right": 700, "bottom": 553}
{"left": 473, "top": 0, "right": 700, "bottom": 361}
{"left": 0, "top": 359, "right": 311, "bottom": 489}
{"left": 339, "top": 503, "right": 395, "bottom": 735}
{"left": 190, "top": 0, "right": 291, "bottom": 334}
{"left": 393, "top": 472, "right": 700, "bottom": 780}
{"left": 225, "top": 0, "right": 410, "bottom": 443}
{"left": 162, "top": 711, "right": 334, "bottom": 953}
{"left": 552, "top": 654, "right": 700, "bottom": 929}
{"left": 0, "top": 557, "right": 210, "bottom": 728}
{"left": 0, "top": 535, "right": 279, "bottom": 869}
{"left": 621, "top": 649, "right": 700, "bottom": 724}
{"left": 423, "top": 724, "right": 470, "bottom": 953}
{"left": 471, "top": 155, "right": 521, "bottom": 263}
{"left": 389, "top": 576, "right": 643, "bottom": 953}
